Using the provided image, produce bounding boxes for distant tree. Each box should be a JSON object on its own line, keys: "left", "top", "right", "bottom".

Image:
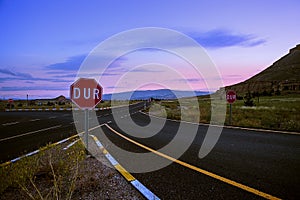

{"left": 58, "top": 101, "right": 65, "bottom": 105}
{"left": 47, "top": 101, "right": 54, "bottom": 106}
{"left": 236, "top": 95, "right": 243, "bottom": 100}
{"left": 262, "top": 90, "right": 269, "bottom": 96}
{"left": 6, "top": 103, "right": 14, "bottom": 109}
{"left": 252, "top": 91, "right": 260, "bottom": 103}
{"left": 29, "top": 100, "right": 36, "bottom": 106}
{"left": 244, "top": 91, "right": 255, "bottom": 107}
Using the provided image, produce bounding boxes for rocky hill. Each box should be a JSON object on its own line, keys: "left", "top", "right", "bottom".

{"left": 225, "top": 44, "right": 300, "bottom": 96}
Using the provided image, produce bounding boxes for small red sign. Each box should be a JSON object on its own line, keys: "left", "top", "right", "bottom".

{"left": 70, "top": 78, "right": 103, "bottom": 109}
{"left": 8, "top": 99, "right": 13, "bottom": 103}
{"left": 226, "top": 90, "right": 236, "bottom": 104}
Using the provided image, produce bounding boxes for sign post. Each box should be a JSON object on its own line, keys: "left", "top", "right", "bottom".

{"left": 226, "top": 90, "right": 236, "bottom": 125}
{"left": 8, "top": 99, "right": 13, "bottom": 110}
{"left": 70, "top": 78, "right": 103, "bottom": 154}
{"left": 84, "top": 109, "right": 89, "bottom": 152}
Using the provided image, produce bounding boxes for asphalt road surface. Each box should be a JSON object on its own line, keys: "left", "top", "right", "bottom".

{"left": 1, "top": 102, "right": 299, "bottom": 199}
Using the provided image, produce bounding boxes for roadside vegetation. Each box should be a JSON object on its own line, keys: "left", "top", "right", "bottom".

{"left": 0, "top": 100, "right": 142, "bottom": 111}
{"left": 148, "top": 94, "right": 300, "bottom": 132}
{"left": 0, "top": 141, "right": 85, "bottom": 199}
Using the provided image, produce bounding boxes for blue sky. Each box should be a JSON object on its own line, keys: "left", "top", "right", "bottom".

{"left": 0, "top": 0, "right": 299, "bottom": 99}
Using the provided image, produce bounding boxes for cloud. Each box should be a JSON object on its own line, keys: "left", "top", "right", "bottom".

{"left": 174, "top": 78, "right": 204, "bottom": 82}
{"left": 0, "top": 68, "right": 72, "bottom": 83}
{"left": 0, "top": 86, "right": 67, "bottom": 91}
{"left": 225, "top": 74, "right": 243, "bottom": 78}
{"left": 188, "top": 29, "right": 266, "bottom": 48}
{"left": 45, "top": 55, "right": 86, "bottom": 71}
{"left": 51, "top": 73, "right": 77, "bottom": 78}
{"left": 0, "top": 68, "right": 33, "bottom": 78}
{"left": 0, "top": 68, "right": 15, "bottom": 76}
{"left": 131, "top": 68, "right": 164, "bottom": 73}
{"left": 106, "top": 86, "right": 125, "bottom": 89}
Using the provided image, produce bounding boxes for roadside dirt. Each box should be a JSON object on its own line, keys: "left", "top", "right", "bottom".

{"left": 1, "top": 139, "right": 145, "bottom": 200}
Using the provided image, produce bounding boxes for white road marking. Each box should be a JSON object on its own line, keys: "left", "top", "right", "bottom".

{"left": 0, "top": 125, "right": 62, "bottom": 142}
{"left": 29, "top": 119, "right": 40, "bottom": 122}
{"left": 63, "top": 139, "right": 80, "bottom": 150}
{"left": 105, "top": 124, "right": 279, "bottom": 200}
{"left": 2, "top": 122, "right": 19, "bottom": 126}
{"left": 140, "top": 111, "right": 300, "bottom": 135}
{"left": 49, "top": 116, "right": 57, "bottom": 119}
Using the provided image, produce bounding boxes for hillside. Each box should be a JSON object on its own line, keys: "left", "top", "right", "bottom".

{"left": 225, "top": 44, "right": 300, "bottom": 95}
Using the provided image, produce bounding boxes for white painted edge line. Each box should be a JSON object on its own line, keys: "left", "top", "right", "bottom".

{"left": 131, "top": 180, "right": 160, "bottom": 200}
{"left": 0, "top": 125, "right": 63, "bottom": 142}
{"left": 90, "top": 134, "right": 160, "bottom": 200}
{"left": 29, "top": 119, "right": 40, "bottom": 122}
{"left": 105, "top": 154, "right": 119, "bottom": 166}
{"left": 63, "top": 139, "right": 80, "bottom": 150}
{"left": 140, "top": 111, "right": 300, "bottom": 135}
{"left": 25, "top": 149, "right": 40, "bottom": 157}
{"left": 0, "top": 134, "right": 80, "bottom": 167}
{"left": 2, "top": 121, "right": 19, "bottom": 126}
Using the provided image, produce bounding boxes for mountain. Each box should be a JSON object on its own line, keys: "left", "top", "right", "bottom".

{"left": 102, "top": 89, "right": 210, "bottom": 100}
{"left": 224, "top": 44, "right": 300, "bottom": 95}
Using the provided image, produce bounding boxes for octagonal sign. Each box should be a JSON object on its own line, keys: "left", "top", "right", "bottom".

{"left": 226, "top": 90, "right": 236, "bottom": 104}
{"left": 70, "top": 78, "right": 103, "bottom": 109}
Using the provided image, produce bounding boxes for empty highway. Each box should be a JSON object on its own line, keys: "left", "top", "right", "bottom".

{"left": 1, "top": 102, "right": 299, "bottom": 199}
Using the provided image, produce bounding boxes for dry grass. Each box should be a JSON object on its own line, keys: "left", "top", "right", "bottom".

{"left": 0, "top": 141, "right": 85, "bottom": 199}
{"left": 148, "top": 94, "right": 300, "bottom": 132}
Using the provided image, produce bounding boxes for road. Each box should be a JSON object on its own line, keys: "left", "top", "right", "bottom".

{"left": 1, "top": 102, "right": 299, "bottom": 199}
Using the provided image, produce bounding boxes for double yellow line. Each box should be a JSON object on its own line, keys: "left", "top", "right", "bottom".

{"left": 105, "top": 124, "right": 281, "bottom": 200}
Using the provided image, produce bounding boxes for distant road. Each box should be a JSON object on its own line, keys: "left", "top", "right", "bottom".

{"left": 1, "top": 102, "right": 299, "bottom": 199}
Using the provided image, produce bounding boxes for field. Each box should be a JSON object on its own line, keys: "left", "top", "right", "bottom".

{"left": 149, "top": 94, "right": 300, "bottom": 132}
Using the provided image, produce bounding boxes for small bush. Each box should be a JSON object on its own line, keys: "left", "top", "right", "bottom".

{"left": 244, "top": 92, "right": 255, "bottom": 107}
{"left": 0, "top": 141, "right": 85, "bottom": 199}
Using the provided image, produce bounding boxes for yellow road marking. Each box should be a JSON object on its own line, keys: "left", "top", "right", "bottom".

{"left": 103, "top": 149, "right": 108, "bottom": 155}
{"left": 105, "top": 124, "right": 281, "bottom": 200}
{"left": 115, "top": 164, "right": 136, "bottom": 181}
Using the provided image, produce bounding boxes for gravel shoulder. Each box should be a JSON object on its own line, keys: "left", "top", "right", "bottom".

{"left": 1, "top": 138, "right": 145, "bottom": 200}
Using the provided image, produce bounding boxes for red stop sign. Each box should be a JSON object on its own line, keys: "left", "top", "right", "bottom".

{"left": 70, "top": 78, "right": 103, "bottom": 109}
{"left": 226, "top": 90, "right": 236, "bottom": 104}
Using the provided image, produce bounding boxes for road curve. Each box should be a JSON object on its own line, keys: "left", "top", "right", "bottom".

{"left": 1, "top": 102, "right": 299, "bottom": 199}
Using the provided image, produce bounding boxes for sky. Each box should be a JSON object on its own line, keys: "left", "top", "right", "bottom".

{"left": 0, "top": 0, "right": 299, "bottom": 99}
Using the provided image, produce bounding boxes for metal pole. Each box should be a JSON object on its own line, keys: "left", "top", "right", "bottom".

{"left": 85, "top": 109, "right": 89, "bottom": 153}
{"left": 229, "top": 103, "right": 232, "bottom": 125}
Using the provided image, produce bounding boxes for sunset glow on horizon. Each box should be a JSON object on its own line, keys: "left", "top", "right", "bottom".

{"left": 0, "top": 0, "right": 299, "bottom": 99}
